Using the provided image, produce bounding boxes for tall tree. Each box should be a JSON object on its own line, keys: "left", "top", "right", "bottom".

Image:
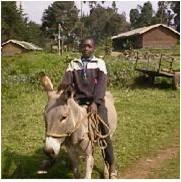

{"left": 129, "top": 1, "right": 153, "bottom": 28}
{"left": 26, "top": 21, "right": 46, "bottom": 46}
{"left": 129, "top": 9, "right": 140, "bottom": 28}
{"left": 41, "top": 1, "right": 79, "bottom": 42}
{"left": 155, "top": 1, "right": 169, "bottom": 24}
{"left": 112, "top": 1, "right": 117, "bottom": 13}
{"left": 139, "top": 1, "right": 153, "bottom": 26}
{"left": 83, "top": 6, "right": 129, "bottom": 41}
{"left": 1, "top": 1, "right": 26, "bottom": 41}
{"left": 169, "top": 1, "right": 180, "bottom": 32}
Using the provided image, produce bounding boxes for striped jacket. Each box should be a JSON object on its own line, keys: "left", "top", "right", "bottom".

{"left": 59, "top": 56, "right": 107, "bottom": 105}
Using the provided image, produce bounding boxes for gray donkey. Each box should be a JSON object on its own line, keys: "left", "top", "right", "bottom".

{"left": 37, "top": 74, "right": 117, "bottom": 178}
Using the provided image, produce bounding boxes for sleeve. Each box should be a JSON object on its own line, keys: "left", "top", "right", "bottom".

{"left": 57, "top": 62, "right": 73, "bottom": 91}
{"left": 93, "top": 60, "right": 107, "bottom": 105}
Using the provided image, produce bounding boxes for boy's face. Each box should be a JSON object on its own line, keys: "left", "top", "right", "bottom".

{"left": 80, "top": 39, "right": 95, "bottom": 58}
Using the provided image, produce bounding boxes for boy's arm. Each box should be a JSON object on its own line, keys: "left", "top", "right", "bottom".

{"left": 93, "top": 60, "right": 107, "bottom": 105}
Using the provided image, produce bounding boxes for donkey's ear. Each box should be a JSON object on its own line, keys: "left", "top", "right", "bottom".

{"left": 61, "top": 85, "right": 74, "bottom": 102}
{"left": 39, "top": 72, "right": 53, "bottom": 91}
{"left": 64, "top": 85, "right": 73, "bottom": 98}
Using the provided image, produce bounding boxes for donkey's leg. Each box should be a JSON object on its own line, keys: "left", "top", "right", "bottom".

{"left": 79, "top": 138, "right": 94, "bottom": 178}
{"left": 85, "top": 154, "right": 94, "bottom": 179}
{"left": 104, "top": 163, "right": 109, "bottom": 179}
{"left": 66, "top": 146, "right": 80, "bottom": 178}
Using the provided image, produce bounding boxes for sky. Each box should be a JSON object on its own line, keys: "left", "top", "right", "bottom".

{"left": 16, "top": 1, "right": 159, "bottom": 24}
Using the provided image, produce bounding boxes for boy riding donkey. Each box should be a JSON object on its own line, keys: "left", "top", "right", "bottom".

{"left": 58, "top": 37, "right": 117, "bottom": 179}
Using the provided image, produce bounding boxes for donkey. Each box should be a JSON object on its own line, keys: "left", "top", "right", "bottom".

{"left": 37, "top": 74, "right": 117, "bottom": 179}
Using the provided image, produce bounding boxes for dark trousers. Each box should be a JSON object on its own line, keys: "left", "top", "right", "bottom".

{"left": 97, "top": 103, "right": 114, "bottom": 166}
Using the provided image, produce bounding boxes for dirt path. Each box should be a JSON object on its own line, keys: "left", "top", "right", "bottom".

{"left": 119, "top": 132, "right": 179, "bottom": 179}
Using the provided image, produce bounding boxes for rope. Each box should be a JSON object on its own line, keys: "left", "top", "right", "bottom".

{"left": 87, "top": 112, "right": 111, "bottom": 158}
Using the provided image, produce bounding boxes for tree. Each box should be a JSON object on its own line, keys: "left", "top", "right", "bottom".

{"left": 129, "top": 9, "right": 140, "bottom": 28}
{"left": 1, "top": 1, "right": 26, "bottom": 41}
{"left": 112, "top": 1, "right": 117, "bottom": 13}
{"left": 129, "top": 1, "right": 153, "bottom": 28}
{"left": 82, "top": 6, "right": 129, "bottom": 42}
{"left": 169, "top": 1, "right": 180, "bottom": 32}
{"left": 139, "top": 1, "right": 153, "bottom": 26}
{"left": 41, "top": 1, "right": 79, "bottom": 42}
{"left": 2, "top": 1, "right": 46, "bottom": 46}
{"left": 26, "top": 21, "right": 46, "bottom": 47}
{"left": 155, "top": 1, "right": 169, "bottom": 24}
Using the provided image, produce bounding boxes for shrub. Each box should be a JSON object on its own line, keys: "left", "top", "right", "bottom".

{"left": 105, "top": 57, "right": 138, "bottom": 88}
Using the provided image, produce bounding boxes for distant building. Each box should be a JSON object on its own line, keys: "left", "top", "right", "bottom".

{"left": 112, "top": 24, "right": 180, "bottom": 50}
{"left": 1, "top": 39, "right": 43, "bottom": 56}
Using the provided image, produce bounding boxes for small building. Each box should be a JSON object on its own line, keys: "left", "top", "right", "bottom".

{"left": 1, "top": 39, "right": 43, "bottom": 56}
{"left": 112, "top": 24, "right": 180, "bottom": 50}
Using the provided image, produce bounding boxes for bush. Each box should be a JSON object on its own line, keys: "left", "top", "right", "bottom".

{"left": 105, "top": 57, "right": 138, "bottom": 88}
{"left": 2, "top": 52, "right": 139, "bottom": 90}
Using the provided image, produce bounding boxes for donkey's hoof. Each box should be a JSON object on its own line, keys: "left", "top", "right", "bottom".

{"left": 110, "top": 170, "right": 118, "bottom": 179}
{"left": 37, "top": 159, "right": 55, "bottom": 174}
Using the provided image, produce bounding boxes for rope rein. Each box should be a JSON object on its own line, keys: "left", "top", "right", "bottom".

{"left": 87, "top": 112, "right": 110, "bottom": 157}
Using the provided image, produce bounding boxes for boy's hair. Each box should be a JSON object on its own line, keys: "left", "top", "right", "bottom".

{"left": 80, "top": 37, "right": 96, "bottom": 47}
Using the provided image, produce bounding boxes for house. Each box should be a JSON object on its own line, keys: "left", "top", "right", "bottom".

{"left": 111, "top": 24, "right": 180, "bottom": 50}
{"left": 1, "top": 39, "right": 43, "bottom": 56}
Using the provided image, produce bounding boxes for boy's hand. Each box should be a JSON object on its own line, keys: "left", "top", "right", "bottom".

{"left": 88, "top": 102, "right": 97, "bottom": 113}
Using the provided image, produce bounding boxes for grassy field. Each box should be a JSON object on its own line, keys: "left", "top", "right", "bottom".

{"left": 1, "top": 51, "right": 180, "bottom": 178}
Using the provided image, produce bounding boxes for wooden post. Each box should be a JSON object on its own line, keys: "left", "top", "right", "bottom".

{"left": 147, "top": 54, "right": 150, "bottom": 70}
{"left": 58, "top": 24, "right": 61, "bottom": 56}
{"left": 135, "top": 51, "right": 139, "bottom": 69}
{"left": 158, "top": 54, "right": 162, "bottom": 72}
{"left": 61, "top": 39, "right": 63, "bottom": 56}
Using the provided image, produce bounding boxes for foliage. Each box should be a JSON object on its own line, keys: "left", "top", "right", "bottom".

{"left": 151, "top": 1, "right": 174, "bottom": 26}
{"left": 139, "top": 1, "right": 153, "bottom": 26}
{"left": 129, "top": 1, "right": 180, "bottom": 30}
{"left": 83, "top": 5, "right": 129, "bottom": 41}
{"left": 41, "top": 1, "right": 79, "bottom": 43}
{"left": 129, "top": 1, "right": 153, "bottom": 28}
{"left": 169, "top": 1, "right": 180, "bottom": 32}
{"left": 105, "top": 57, "right": 138, "bottom": 88}
{"left": 129, "top": 9, "right": 140, "bottom": 29}
{"left": 1, "top": 1, "right": 26, "bottom": 41}
{"left": 1, "top": 1, "right": 46, "bottom": 46}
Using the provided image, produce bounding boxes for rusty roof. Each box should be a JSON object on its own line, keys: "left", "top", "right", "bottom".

{"left": 112, "top": 24, "right": 180, "bottom": 39}
{"left": 2, "top": 39, "right": 43, "bottom": 50}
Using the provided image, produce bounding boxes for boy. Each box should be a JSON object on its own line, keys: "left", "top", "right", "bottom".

{"left": 58, "top": 37, "right": 116, "bottom": 178}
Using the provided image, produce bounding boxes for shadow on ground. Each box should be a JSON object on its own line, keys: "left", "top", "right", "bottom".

{"left": 131, "top": 76, "right": 174, "bottom": 90}
{"left": 2, "top": 148, "right": 73, "bottom": 179}
{"left": 2, "top": 148, "right": 104, "bottom": 179}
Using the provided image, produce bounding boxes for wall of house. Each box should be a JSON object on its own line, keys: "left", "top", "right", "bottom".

{"left": 142, "top": 27, "right": 179, "bottom": 48}
{"left": 2, "top": 43, "right": 27, "bottom": 56}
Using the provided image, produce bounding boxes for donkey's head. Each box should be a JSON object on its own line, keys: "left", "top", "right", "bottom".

{"left": 39, "top": 73, "right": 75, "bottom": 158}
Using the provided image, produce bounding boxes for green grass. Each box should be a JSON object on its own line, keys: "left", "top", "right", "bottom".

{"left": 112, "top": 88, "right": 179, "bottom": 169}
{"left": 1, "top": 52, "right": 180, "bottom": 178}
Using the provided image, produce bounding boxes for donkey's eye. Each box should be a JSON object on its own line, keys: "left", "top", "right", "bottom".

{"left": 60, "top": 116, "right": 67, "bottom": 122}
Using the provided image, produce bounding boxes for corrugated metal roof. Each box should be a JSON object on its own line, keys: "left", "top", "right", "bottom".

{"left": 112, "top": 24, "right": 180, "bottom": 39}
{"left": 2, "top": 39, "right": 43, "bottom": 50}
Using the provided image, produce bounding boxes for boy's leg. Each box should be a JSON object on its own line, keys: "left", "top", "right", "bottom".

{"left": 97, "top": 103, "right": 116, "bottom": 177}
